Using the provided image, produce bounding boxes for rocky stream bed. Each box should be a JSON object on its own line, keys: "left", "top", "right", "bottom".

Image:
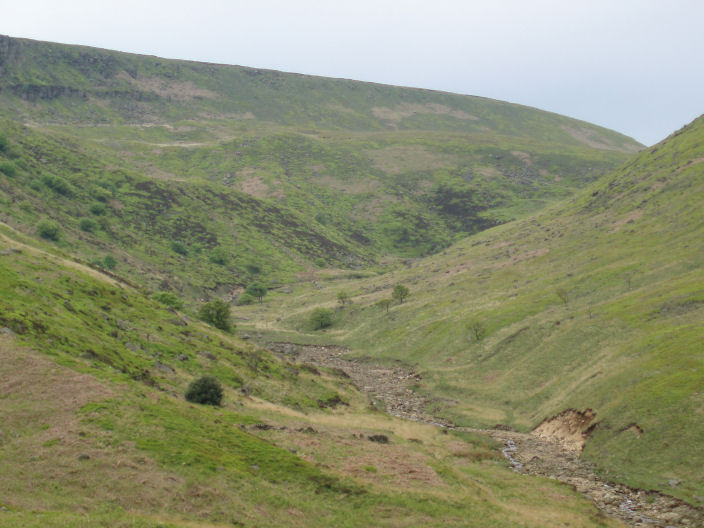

{"left": 267, "top": 342, "right": 703, "bottom": 528}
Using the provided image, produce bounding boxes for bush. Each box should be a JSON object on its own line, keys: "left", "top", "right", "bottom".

{"left": 102, "top": 255, "right": 117, "bottom": 270}
{"left": 90, "top": 203, "right": 107, "bottom": 215}
{"left": 171, "top": 241, "right": 188, "bottom": 256}
{"left": 41, "top": 173, "right": 73, "bottom": 196}
{"left": 209, "top": 247, "right": 229, "bottom": 266}
{"left": 236, "top": 293, "right": 255, "bottom": 305}
{"left": 152, "top": 291, "right": 184, "bottom": 310}
{"left": 79, "top": 218, "right": 98, "bottom": 232}
{"left": 310, "top": 307, "right": 334, "bottom": 330}
{"left": 199, "top": 298, "right": 232, "bottom": 332}
{"left": 37, "top": 220, "right": 61, "bottom": 241}
{"left": 185, "top": 376, "right": 223, "bottom": 406}
{"left": 0, "top": 134, "right": 8, "bottom": 152}
{"left": 0, "top": 161, "right": 17, "bottom": 177}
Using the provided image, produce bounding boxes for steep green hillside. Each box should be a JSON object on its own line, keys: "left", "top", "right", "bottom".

{"left": 236, "top": 116, "right": 704, "bottom": 505}
{"left": 0, "top": 119, "right": 374, "bottom": 298}
{"left": 0, "top": 34, "right": 640, "bottom": 275}
{"left": 0, "top": 222, "right": 617, "bottom": 527}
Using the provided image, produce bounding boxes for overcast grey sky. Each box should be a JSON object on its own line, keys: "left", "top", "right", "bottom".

{"left": 3, "top": 0, "right": 703, "bottom": 145}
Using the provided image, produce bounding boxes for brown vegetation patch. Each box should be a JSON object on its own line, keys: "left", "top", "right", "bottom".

{"left": 0, "top": 336, "right": 189, "bottom": 512}
{"left": 372, "top": 103, "right": 479, "bottom": 123}
{"left": 511, "top": 151, "right": 533, "bottom": 165}
{"left": 366, "top": 145, "right": 458, "bottom": 175}
{"left": 119, "top": 73, "right": 218, "bottom": 101}
{"left": 312, "top": 175, "right": 380, "bottom": 194}
{"left": 235, "top": 172, "right": 284, "bottom": 200}
{"left": 532, "top": 408, "right": 597, "bottom": 452}
{"left": 560, "top": 125, "right": 631, "bottom": 152}
{"left": 610, "top": 210, "right": 644, "bottom": 231}
{"left": 492, "top": 248, "right": 549, "bottom": 269}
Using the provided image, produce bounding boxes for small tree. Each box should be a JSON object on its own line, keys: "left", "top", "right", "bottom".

{"left": 245, "top": 282, "right": 267, "bottom": 303}
{"left": 468, "top": 321, "right": 487, "bottom": 342}
{"left": 376, "top": 298, "right": 392, "bottom": 314}
{"left": 556, "top": 288, "right": 569, "bottom": 307}
{"left": 199, "top": 298, "right": 233, "bottom": 332}
{"left": 337, "top": 290, "right": 350, "bottom": 307}
{"left": 185, "top": 376, "right": 223, "bottom": 406}
{"left": 310, "top": 307, "right": 334, "bottom": 329}
{"left": 392, "top": 284, "right": 410, "bottom": 304}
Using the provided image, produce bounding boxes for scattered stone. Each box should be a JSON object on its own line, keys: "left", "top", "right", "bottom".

{"left": 154, "top": 361, "right": 175, "bottom": 374}
{"left": 493, "top": 424, "right": 517, "bottom": 432}
{"left": 669, "top": 479, "right": 681, "bottom": 488}
{"left": 176, "top": 354, "right": 188, "bottom": 361}
{"left": 77, "top": 453, "right": 90, "bottom": 461}
{"left": 368, "top": 434, "right": 389, "bottom": 444}
{"left": 168, "top": 318, "right": 188, "bottom": 327}
{"left": 254, "top": 423, "right": 273, "bottom": 430}
{"left": 63, "top": 300, "right": 76, "bottom": 313}
{"left": 296, "top": 426, "right": 317, "bottom": 434}
{"left": 0, "top": 327, "right": 15, "bottom": 335}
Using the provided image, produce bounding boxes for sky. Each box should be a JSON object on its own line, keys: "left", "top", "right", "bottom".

{"left": 3, "top": 0, "right": 703, "bottom": 145}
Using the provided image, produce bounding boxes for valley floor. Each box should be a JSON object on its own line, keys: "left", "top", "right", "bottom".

{"left": 269, "top": 342, "right": 703, "bottom": 528}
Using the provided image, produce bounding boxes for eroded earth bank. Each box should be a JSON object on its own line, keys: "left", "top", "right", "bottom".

{"left": 267, "top": 342, "right": 703, "bottom": 528}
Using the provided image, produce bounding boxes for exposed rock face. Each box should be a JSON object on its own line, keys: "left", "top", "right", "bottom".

{"left": 532, "top": 408, "right": 597, "bottom": 452}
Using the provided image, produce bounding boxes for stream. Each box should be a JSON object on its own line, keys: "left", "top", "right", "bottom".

{"left": 268, "top": 342, "right": 703, "bottom": 528}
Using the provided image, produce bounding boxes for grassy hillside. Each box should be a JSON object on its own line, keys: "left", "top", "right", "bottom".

{"left": 0, "top": 118, "right": 376, "bottom": 299}
{"left": 0, "top": 35, "right": 641, "bottom": 287}
{"left": 233, "top": 115, "right": 704, "bottom": 506}
{"left": 0, "top": 221, "right": 619, "bottom": 527}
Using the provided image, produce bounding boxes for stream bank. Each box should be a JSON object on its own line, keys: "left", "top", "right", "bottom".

{"left": 267, "top": 342, "right": 702, "bottom": 528}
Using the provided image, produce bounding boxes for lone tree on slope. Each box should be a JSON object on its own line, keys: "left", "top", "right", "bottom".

{"left": 245, "top": 282, "right": 267, "bottom": 303}
{"left": 392, "top": 284, "right": 410, "bottom": 304}
{"left": 199, "top": 298, "right": 233, "bottom": 332}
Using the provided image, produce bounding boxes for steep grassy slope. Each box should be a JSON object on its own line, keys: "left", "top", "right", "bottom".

{"left": 0, "top": 223, "right": 618, "bottom": 527}
{"left": 0, "top": 119, "right": 375, "bottom": 298}
{"left": 0, "top": 34, "right": 641, "bottom": 268}
{"left": 234, "top": 116, "right": 704, "bottom": 505}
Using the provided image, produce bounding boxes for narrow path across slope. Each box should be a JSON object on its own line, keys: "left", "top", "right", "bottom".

{"left": 267, "top": 342, "right": 703, "bottom": 528}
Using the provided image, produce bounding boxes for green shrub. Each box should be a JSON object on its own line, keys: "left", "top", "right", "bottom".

{"left": 90, "top": 203, "right": 107, "bottom": 215}
{"left": 41, "top": 173, "right": 72, "bottom": 196}
{"left": 79, "top": 218, "right": 98, "bottom": 232}
{"left": 199, "top": 298, "right": 232, "bottom": 332}
{"left": 209, "top": 247, "right": 229, "bottom": 266}
{"left": 0, "top": 134, "right": 8, "bottom": 152}
{"left": 185, "top": 376, "right": 223, "bottom": 406}
{"left": 310, "top": 307, "right": 334, "bottom": 329}
{"left": 37, "top": 220, "right": 61, "bottom": 241}
{"left": 236, "top": 293, "right": 255, "bottom": 305}
{"left": 0, "top": 161, "right": 17, "bottom": 177}
{"left": 152, "top": 291, "right": 184, "bottom": 310}
{"left": 171, "top": 241, "right": 188, "bottom": 255}
{"left": 102, "top": 255, "right": 117, "bottom": 270}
